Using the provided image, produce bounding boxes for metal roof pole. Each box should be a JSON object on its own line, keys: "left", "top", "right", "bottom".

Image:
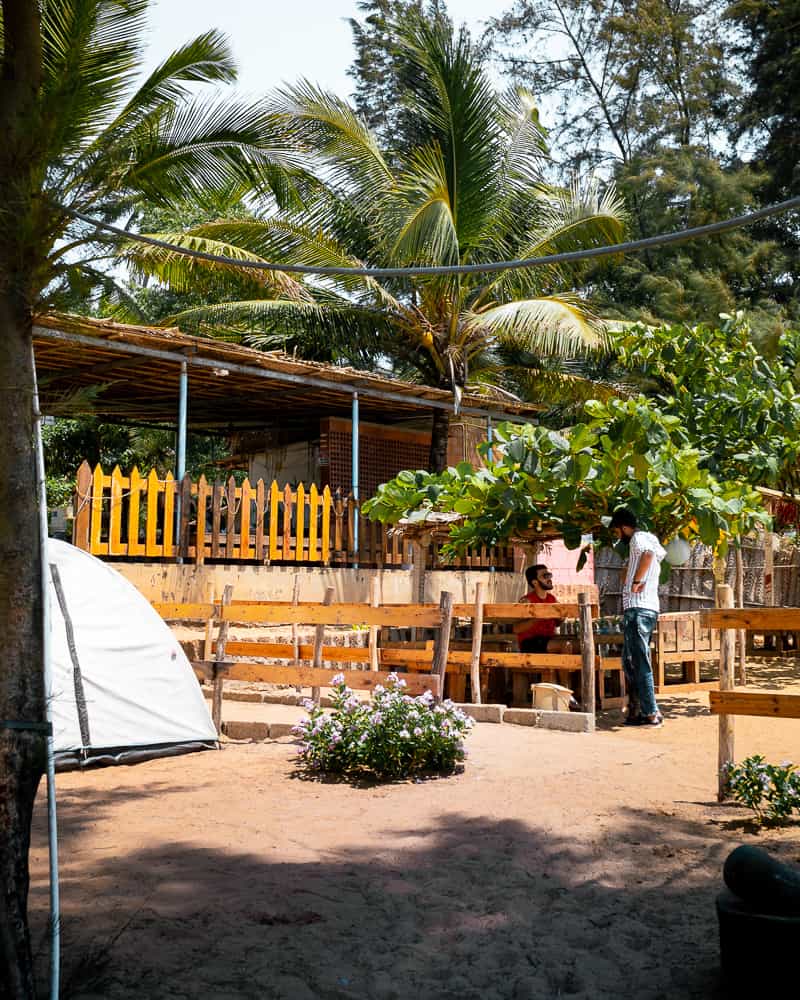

{"left": 352, "top": 392, "right": 359, "bottom": 570}
{"left": 175, "top": 361, "right": 188, "bottom": 564}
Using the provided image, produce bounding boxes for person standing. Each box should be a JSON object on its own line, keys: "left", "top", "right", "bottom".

{"left": 609, "top": 508, "right": 667, "bottom": 728}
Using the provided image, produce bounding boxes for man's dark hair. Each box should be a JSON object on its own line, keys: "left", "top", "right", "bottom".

{"left": 525, "top": 563, "right": 549, "bottom": 586}
{"left": 609, "top": 507, "right": 638, "bottom": 529}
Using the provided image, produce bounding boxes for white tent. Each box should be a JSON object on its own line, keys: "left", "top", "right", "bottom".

{"left": 47, "top": 538, "right": 216, "bottom": 768}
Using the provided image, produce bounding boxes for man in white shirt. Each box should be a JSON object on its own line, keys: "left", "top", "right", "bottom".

{"left": 609, "top": 507, "right": 667, "bottom": 728}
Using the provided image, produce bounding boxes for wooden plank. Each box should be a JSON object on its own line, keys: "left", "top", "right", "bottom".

{"left": 203, "top": 584, "right": 216, "bottom": 661}
{"left": 195, "top": 474, "right": 209, "bottom": 565}
{"left": 282, "top": 483, "right": 293, "bottom": 561}
{"left": 380, "top": 648, "right": 583, "bottom": 670}
{"left": 211, "top": 479, "right": 222, "bottom": 559}
{"left": 717, "top": 584, "right": 735, "bottom": 802}
{"left": 225, "top": 476, "right": 237, "bottom": 560}
{"left": 90, "top": 464, "right": 107, "bottom": 555}
{"left": 254, "top": 478, "right": 265, "bottom": 560}
{"left": 218, "top": 662, "right": 441, "bottom": 697}
{"left": 701, "top": 608, "right": 800, "bottom": 630}
{"left": 312, "top": 587, "right": 334, "bottom": 705}
{"left": 308, "top": 484, "right": 319, "bottom": 561}
{"left": 179, "top": 474, "right": 192, "bottom": 559}
{"left": 239, "top": 477, "right": 253, "bottom": 559}
{"left": 162, "top": 472, "right": 175, "bottom": 558}
{"left": 453, "top": 602, "right": 584, "bottom": 619}
{"left": 709, "top": 691, "right": 800, "bottom": 720}
{"left": 128, "top": 466, "right": 145, "bottom": 556}
{"left": 108, "top": 465, "right": 126, "bottom": 555}
{"left": 295, "top": 482, "right": 305, "bottom": 561}
{"left": 470, "top": 581, "right": 485, "bottom": 705}
{"left": 145, "top": 468, "right": 161, "bottom": 557}
{"left": 579, "top": 592, "right": 595, "bottom": 715}
{"left": 268, "top": 480, "right": 280, "bottom": 561}
{"left": 223, "top": 641, "right": 371, "bottom": 663}
{"left": 220, "top": 603, "right": 443, "bottom": 627}
{"left": 321, "top": 485, "right": 331, "bottom": 564}
{"left": 153, "top": 602, "right": 216, "bottom": 620}
{"left": 72, "top": 461, "right": 93, "bottom": 550}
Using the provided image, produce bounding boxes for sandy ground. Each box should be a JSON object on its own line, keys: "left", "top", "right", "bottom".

{"left": 29, "top": 659, "right": 800, "bottom": 1000}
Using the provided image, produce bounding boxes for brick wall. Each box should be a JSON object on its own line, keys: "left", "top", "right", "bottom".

{"left": 319, "top": 418, "right": 431, "bottom": 497}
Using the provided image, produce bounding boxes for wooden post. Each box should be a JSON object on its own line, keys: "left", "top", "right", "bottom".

{"left": 369, "top": 575, "right": 380, "bottom": 671}
{"left": 717, "top": 583, "right": 735, "bottom": 802}
{"left": 291, "top": 573, "right": 301, "bottom": 693}
{"left": 409, "top": 537, "right": 427, "bottom": 642}
{"left": 432, "top": 590, "right": 454, "bottom": 701}
{"left": 469, "top": 581, "right": 485, "bottom": 705}
{"left": 578, "top": 592, "right": 596, "bottom": 716}
{"left": 202, "top": 583, "right": 216, "bottom": 661}
{"left": 212, "top": 584, "right": 233, "bottom": 736}
{"left": 735, "top": 545, "right": 746, "bottom": 685}
{"left": 312, "top": 587, "right": 334, "bottom": 705}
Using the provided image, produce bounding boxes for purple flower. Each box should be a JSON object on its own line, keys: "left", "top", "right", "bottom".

{"left": 371, "top": 711, "right": 383, "bottom": 725}
{"left": 399, "top": 729, "right": 410, "bottom": 739}
{"left": 413, "top": 727, "right": 423, "bottom": 737}
{"left": 331, "top": 672, "right": 346, "bottom": 686}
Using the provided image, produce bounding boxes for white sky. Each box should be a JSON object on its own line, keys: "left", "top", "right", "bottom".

{"left": 142, "top": 0, "right": 506, "bottom": 97}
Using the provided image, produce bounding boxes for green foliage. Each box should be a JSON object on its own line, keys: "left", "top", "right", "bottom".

{"left": 612, "top": 316, "right": 800, "bottom": 493}
{"left": 723, "top": 755, "right": 800, "bottom": 826}
{"left": 364, "top": 395, "right": 769, "bottom": 560}
{"left": 292, "top": 674, "right": 473, "bottom": 779}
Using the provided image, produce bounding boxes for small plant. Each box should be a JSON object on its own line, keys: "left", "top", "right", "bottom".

{"left": 292, "top": 673, "right": 474, "bottom": 779}
{"left": 723, "top": 755, "right": 800, "bottom": 825}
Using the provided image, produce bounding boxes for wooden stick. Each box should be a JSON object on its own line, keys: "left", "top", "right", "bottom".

{"left": 312, "top": 587, "right": 334, "bottom": 705}
{"left": 578, "top": 592, "right": 596, "bottom": 716}
{"left": 432, "top": 590, "right": 454, "bottom": 701}
{"left": 291, "top": 573, "right": 301, "bottom": 693}
{"left": 469, "top": 581, "right": 485, "bottom": 705}
{"left": 202, "top": 583, "right": 216, "bottom": 662}
{"left": 735, "top": 546, "right": 746, "bottom": 685}
{"left": 717, "top": 583, "right": 735, "bottom": 802}
{"left": 212, "top": 584, "right": 234, "bottom": 736}
{"left": 369, "top": 575, "right": 380, "bottom": 671}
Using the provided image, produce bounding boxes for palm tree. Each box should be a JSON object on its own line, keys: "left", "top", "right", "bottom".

{"left": 129, "top": 15, "right": 627, "bottom": 470}
{"left": 0, "top": 3, "right": 299, "bottom": 993}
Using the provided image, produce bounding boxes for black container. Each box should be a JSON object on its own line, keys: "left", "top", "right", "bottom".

{"left": 716, "top": 888, "right": 800, "bottom": 995}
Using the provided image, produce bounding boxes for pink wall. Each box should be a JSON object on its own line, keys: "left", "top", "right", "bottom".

{"left": 536, "top": 539, "right": 595, "bottom": 587}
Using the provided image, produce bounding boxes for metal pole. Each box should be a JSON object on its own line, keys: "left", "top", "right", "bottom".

{"left": 352, "top": 392, "right": 359, "bottom": 570}
{"left": 486, "top": 415, "right": 493, "bottom": 445}
{"left": 175, "top": 361, "right": 188, "bottom": 563}
{"left": 31, "top": 350, "right": 61, "bottom": 1000}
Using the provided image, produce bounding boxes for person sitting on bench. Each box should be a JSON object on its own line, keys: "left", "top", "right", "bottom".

{"left": 513, "top": 564, "right": 573, "bottom": 653}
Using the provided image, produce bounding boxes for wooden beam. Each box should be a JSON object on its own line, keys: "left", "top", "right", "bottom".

{"left": 579, "top": 592, "right": 595, "bottom": 715}
{"left": 312, "top": 587, "right": 334, "bottom": 705}
{"left": 470, "top": 582, "right": 485, "bottom": 705}
{"left": 203, "top": 662, "right": 441, "bottom": 697}
{"left": 220, "top": 603, "right": 443, "bottom": 627}
{"left": 221, "top": 641, "right": 371, "bottom": 662}
{"left": 701, "top": 608, "right": 800, "bottom": 630}
{"left": 212, "top": 585, "right": 233, "bottom": 735}
{"left": 452, "top": 602, "right": 586, "bottom": 619}
{"left": 433, "top": 591, "right": 454, "bottom": 699}
{"left": 710, "top": 690, "right": 800, "bottom": 719}
{"left": 380, "top": 648, "right": 583, "bottom": 670}
{"left": 717, "top": 584, "right": 735, "bottom": 802}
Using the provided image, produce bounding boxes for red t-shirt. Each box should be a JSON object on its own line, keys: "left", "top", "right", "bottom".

{"left": 518, "top": 591, "right": 558, "bottom": 643}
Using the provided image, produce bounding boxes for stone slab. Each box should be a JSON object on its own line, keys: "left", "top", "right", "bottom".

{"left": 454, "top": 703, "right": 505, "bottom": 723}
{"left": 503, "top": 708, "right": 594, "bottom": 733}
{"left": 222, "top": 720, "right": 270, "bottom": 741}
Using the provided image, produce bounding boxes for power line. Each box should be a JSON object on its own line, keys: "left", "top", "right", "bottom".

{"left": 68, "top": 195, "right": 800, "bottom": 280}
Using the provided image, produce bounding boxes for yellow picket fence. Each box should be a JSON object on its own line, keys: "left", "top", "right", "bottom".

{"left": 71, "top": 462, "right": 514, "bottom": 568}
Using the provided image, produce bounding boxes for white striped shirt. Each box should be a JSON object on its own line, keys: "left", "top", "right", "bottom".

{"left": 623, "top": 531, "right": 666, "bottom": 612}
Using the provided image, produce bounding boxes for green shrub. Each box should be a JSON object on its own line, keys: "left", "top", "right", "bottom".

{"left": 723, "top": 755, "right": 800, "bottom": 825}
{"left": 292, "top": 673, "right": 473, "bottom": 779}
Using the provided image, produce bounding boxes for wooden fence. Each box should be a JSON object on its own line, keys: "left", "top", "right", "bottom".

{"left": 72, "top": 461, "right": 514, "bottom": 570}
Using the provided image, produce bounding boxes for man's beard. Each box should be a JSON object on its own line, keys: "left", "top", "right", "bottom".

{"left": 539, "top": 580, "right": 554, "bottom": 591}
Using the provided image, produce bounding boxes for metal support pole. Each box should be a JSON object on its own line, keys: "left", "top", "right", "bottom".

{"left": 175, "top": 360, "right": 188, "bottom": 563}
{"left": 352, "top": 392, "right": 360, "bottom": 569}
{"left": 486, "top": 415, "right": 493, "bottom": 445}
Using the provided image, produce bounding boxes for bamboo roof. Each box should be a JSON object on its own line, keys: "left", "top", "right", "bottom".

{"left": 33, "top": 313, "right": 543, "bottom": 431}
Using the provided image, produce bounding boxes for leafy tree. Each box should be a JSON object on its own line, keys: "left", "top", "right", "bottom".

{"left": 0, "top": 3, "right": 297, "bottom": 992}
{"left": 128, "top": 13, "right": 627, "bottom": 471}
{"left": 364, "top": 396, "right": 769, "bottom": 561}
{"left": 611, "top": 315, "right": 800, "bottom": 492}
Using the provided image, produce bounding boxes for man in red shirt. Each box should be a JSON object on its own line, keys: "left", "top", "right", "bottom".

{"left": 514, "top": 564, "right": 569, "bottom": 653}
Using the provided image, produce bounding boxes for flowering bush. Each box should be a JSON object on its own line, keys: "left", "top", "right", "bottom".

{"left": 292, "top": 673, "right": 474, "bottom": 779}
{"left": 723, "top": 755, "right": 800, "bottom": 825}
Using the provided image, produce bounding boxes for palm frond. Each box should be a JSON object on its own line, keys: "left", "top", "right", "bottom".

{"left": 464, "top": 296, "right": 606, "bottom": 357}
{"left": 387, "top": 144, "right": 460, "bottom": 266}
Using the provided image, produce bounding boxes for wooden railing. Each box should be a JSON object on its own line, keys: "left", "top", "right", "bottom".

{"left": 72, "top": 461, "right": 514, "bottom": 569}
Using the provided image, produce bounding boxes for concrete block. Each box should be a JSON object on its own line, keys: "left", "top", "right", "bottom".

{"left": 225, "top": 691, "right": 264, "bottom": 703}
{"left": 503, "top": 708, "right": 539, "bottom": 727}
{"left": 268, "top": 722, "right": 298, "bottom": 739}
{"left": 222, "top": 721, "right": 269, "bottom": 741}
{"left": 455, "top": 703, "right": 505, "bottom": 723}
{"left": 536, "top": 710, "right": 595, "bottom": 734}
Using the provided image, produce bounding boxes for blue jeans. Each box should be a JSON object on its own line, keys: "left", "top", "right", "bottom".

{"left": 622, "top": 608, "right": 659, "bottom": 718}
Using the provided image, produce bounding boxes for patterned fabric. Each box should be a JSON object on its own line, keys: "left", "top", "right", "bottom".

{"left": 623, "top": 530, "right": 666, "bottom": 612}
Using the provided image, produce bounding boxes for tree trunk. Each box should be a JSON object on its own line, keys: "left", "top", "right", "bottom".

{"left": 0, "top": 294, "right": 45, "bottom": 999}
{"left": 429, "top": 407, "right": 450, "bottom": 473}
{"left": 0, "top": 5, "right": 46, "bottom": 995}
